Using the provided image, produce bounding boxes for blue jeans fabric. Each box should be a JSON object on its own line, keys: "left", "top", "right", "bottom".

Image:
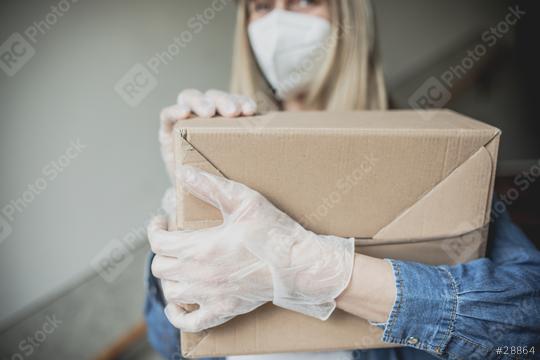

{"left": 144, "top": 198, "right": 540, "bottom": 359}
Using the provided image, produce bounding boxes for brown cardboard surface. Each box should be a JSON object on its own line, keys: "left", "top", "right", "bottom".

{"left": 373, "top": 146, "right": 492, "bottom": 240}
{"left": 172, "top": 110, "right": 500, "bottom": 358}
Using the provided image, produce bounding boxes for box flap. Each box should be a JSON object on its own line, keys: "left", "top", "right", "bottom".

{"left": 175, "top": 130, "right": 224, "bottom": 176}
{"left": 360, "top": 226, "right": 488, "bottom": 264}
{"left": 373, "top": 146, "right": 492, "bottom": 240}
{"left": 176, "top": 133, "right": 224, "bottom": 229}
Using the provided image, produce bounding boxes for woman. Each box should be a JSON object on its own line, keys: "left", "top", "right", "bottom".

{"left": 146, "top": 1, "right": 540, "bottom": 359}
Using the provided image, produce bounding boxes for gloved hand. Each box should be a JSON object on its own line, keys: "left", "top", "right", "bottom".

{"left": 159, "top": 89, "right": 257, "bottom": 181}
{"left": 160, "top": 186, "right": 177, "bottom": 224}
{"left": 148, "top": 165, "right": 355, "bottom": 332}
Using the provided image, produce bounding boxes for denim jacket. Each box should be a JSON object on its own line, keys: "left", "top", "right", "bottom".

{"left": 145, "top": 198, "right": 540, "bottom": 360}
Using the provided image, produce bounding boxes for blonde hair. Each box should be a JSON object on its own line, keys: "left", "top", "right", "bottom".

{"left": 230, "top": 0, "right": 388, "bottom": 111}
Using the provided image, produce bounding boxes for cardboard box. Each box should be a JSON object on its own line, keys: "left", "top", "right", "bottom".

{"left": 172, "top": 110, "right": 500, "bottom": 358}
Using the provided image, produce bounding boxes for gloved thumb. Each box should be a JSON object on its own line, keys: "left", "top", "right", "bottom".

{"left": 176, "top": 165, "right": 251, "bottom": 215}
{"left": 164, "top": 303, "right": 226, "bottom": 333}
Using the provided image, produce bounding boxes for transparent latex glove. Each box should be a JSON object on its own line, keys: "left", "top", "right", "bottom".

{"left": 159, "top": 89, "right": 257, "bottom": 181}
{"left": 148, "top": 166, "right": 355, "bottom": 332}
{"left": 160, "top": 187, "right": 177, "bottom": 224}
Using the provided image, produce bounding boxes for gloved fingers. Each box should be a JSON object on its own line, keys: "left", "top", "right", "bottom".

{"left": 159, "top": 104, "right": 191, "bottom": 136}
{"left": 206, "top": 89, "right": 241, "bottom": 117}
{"left": 151, "top": 254, "right": 195, "bottom": 281}
{"left": 160, "top": 146, "right": 175, "bottom": 183}
{"left": 159, "top": 104, "right": 191, "bottom": 182}
{"left": 147, "top": 214, "right": 168, "bottom": 233}
{"left": 178, "top": 89, "right": 216, "bottom": 118}
{"left": 147, "top": 216, "right": 210, "bottom": 256}
{"left": 149, "top": 230, "right": 218, "bottom": 258}
{"left": 160, "top": 187, "right": 176, "bottom": 216}
{"left": 176, "top": 165, "right": 255, "bottom": 215}
{"left": 152, "top": 250, "right": 233, "bottom": 284}
{"left": 235, "top": 95, "right": 257, "bottom": 116}
{"left": 161, "top": 279, "right": 198, "bottom": 304}
{"left": 164, "top": 303, "right": 228, "bottom": 332}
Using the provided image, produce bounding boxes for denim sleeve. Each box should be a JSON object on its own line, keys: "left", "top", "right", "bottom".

{"left": 381, "top": 199, "right": 540, "bottom": 359}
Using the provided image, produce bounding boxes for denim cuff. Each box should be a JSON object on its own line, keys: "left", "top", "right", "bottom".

{"left": 381, "top": 259, "right": 458, "bottom": 356}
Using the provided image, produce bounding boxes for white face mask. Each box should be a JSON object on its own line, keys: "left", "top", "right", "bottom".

{"left": 248, "top": 9, "right": 332, "bottom": 100}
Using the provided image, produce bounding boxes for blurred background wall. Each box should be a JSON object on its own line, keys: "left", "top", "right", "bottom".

{"left": 0, "top": 0, "right": 237, "bottom": 327}
{"left": 0, "top": 0, "right": 537, "bottom": 358}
